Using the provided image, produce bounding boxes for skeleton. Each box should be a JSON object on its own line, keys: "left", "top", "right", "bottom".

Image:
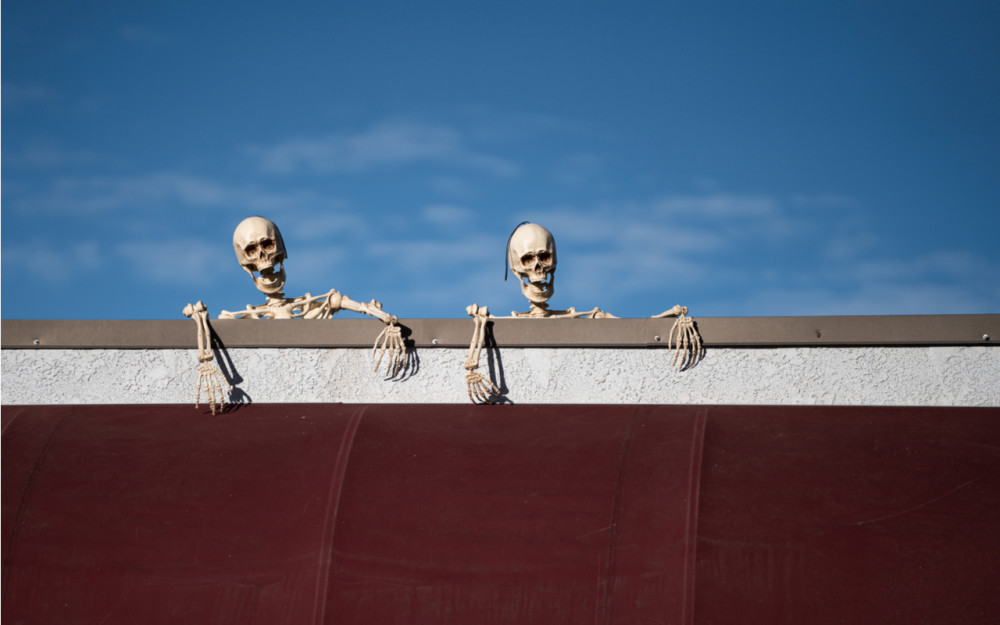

{"left": 462, "top": 222, "right": 702, "bottom": 403}
{"left": 183, "top": 216, "right": 406, "bottom": 411}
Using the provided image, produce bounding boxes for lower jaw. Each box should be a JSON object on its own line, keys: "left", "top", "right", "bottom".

{"left": 522, "top": 286, "right": 553, "bottom": 304}
{"left": 255, "top": 277, "right": 285, "bottom": 295}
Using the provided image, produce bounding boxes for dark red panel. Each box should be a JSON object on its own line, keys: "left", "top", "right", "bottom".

{"left": 2, "top": 404, "right": 363, "bottom": 625}
{"left": 694, "top": 405, "right": 1000, "bottom": 625}
{"left": 324, "top": 404, "right": 705, "bottom": 625}
{"left": 2, "top": 406, "right": 69, "bottom": 582}
{"left": 2, "top": 404, "right": 705, "bottom": 625}
{"left": 4, "top": 403, "right": 999, "bottom": 625}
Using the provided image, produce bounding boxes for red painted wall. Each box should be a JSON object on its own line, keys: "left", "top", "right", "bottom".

{"left": 3, "top": 404, "right": 998, "bottom": 624}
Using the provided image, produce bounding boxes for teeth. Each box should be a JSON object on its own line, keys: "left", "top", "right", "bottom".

{"left": 254, "top": 271, "right": 282, "bottom": 286}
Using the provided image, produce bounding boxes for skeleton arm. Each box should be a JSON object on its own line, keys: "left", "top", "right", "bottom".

{"left": 510, "top": 305, "right": 618, "bottom": 319}
{"left": 652, "top": 305, "right": 703, "bottom": 370}
{"left": 182, "top": 301, "right": 231, "bottom": 414}
{"left": 464, "top": 303, "right": 502, "bottom": 404}
{"left": 218, "top": 290, "right": 343, "bottom": 319}
{"left": 302, "top": 291, "right": 406, "bottom": 377}
{"left": 551, "top": 307, "right": 618, "bottom": 319}
{"left": 219, "top": 290, "right": 405, "bottom": 376}
{"left": 218, "top": 305, "right": 269, "bottom": 319}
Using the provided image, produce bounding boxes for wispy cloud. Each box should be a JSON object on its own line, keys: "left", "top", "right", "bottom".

{"left": 369, "top": 235, "right": 496, "bottom": 269}
{"left": 653, "top": 193, "right": 779, "bottom": 218}
{"left": 535, "top": 207, "right": 726, "bottom": 253}
{"left": 6, "top": 172, "right": 337, "bottom": 215}
{"left": 427, "top": 175, "right": 476, "bottom": 197}
{"left": 421, "top": 204, "right": 478, "bottom": 227}
{"left": 551, "top": 152, "right": 607, "bottom": 186}
{"left": 834, "top": 250, "right": 997, "bottom": 286}
{"left": 791, "top": 194, "right": 861, "bottom": 210}
{"left": 279, "top": 209, "right": 366, "bottom": 241}
{"left": 3, "top": 139, "right": 105, "bottom": 168}
{"left": 824, "top": 231, "right": 880, "bottom": 260}
{"left": 483, "top": 193, "right": 798, "bottom": 311}
{"left": 2, "top": 240, "right": 105, "bottom": 282}
{"left": 736, "top": 283, "right": 997, "bottom": 316}
{"left": 116, "top": 238, "right": 230, "bottom": 285}
{"left": 118, "top": 25, "right": 170, "bottom": 45}
{"left": 2, "top": 83, "right": 55, "bottom": 111}
{"left": 247, "top": 120, "right": 521, "bottom": 177}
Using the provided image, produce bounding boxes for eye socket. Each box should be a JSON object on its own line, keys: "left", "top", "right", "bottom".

{"left": 520, "top": 253, "right": 536, "bottom": 265}
{"left": 536, "top": 251, "right": 552, "bottom": 263}
{"left": 244, "top": 243, "right": 259, "bottom": 257}
{"left": 261, "top": 238, "right": 275, "bottom": 252}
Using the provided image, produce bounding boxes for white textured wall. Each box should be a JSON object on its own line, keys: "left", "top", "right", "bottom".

{"left": 3, "top": 345, "right": 998, "bottom": 406}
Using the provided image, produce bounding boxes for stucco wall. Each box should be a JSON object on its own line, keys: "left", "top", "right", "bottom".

{"left": 3, "top": 345, "right": 998, "bottom": 407}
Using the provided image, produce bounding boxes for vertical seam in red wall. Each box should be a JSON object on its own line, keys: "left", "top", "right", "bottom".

{"left": 311, "top": 406, "right": 365, "bottom": 625}
{"left": 681, "top": 408, "right": 708, "bottom": 625}
{"left": 2, "top": 408, "right": 71, "bottom": 604}
{"left": 597, "top": 407, "right": 638, "bottom": 625}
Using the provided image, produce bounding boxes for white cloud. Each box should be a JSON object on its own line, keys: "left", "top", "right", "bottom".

{"left": 9, "top": 173, "right": 224, "bottom": 213}
{"left": 653, "top": 193, "right": 779, "bottom": 218}
{"left": 369, "top": 235, "right": 496, "bottom": 269}
{"left": 248, "top": 120, "right": 520, "bottom": 177}
{"left": 551, "top": 152, "right": 606, "bottom": 186}
{"left": 116, "top": 238, "right": 230, "bottom": 285}
{"left": 8, "top": 172, "right": 336, "bottom": 215}
{"left": 3, "top": 139, "right": 103, "bottom": 168}
{"left": 277, "top": 245, "right": 351, "bottom": 291}
{"left": 2, "top": 83, "right": 55, "bottom": 111}
{"left": 280, "top": 210, "right": 366, "bottom": 241}
{"left": 118, "top": 25, "right": 170, "bottom": 45}
{"left": 735, "top": 283, "right": 996, "bottom": 316}
{"left": 421, "top": 204, "right": 477, "bottom": 226}
{"left": 791, "top": 194, "right": 860, "bottom": 210}
{"left": 427, "top": 175, "right": 475, "bottom": 197}
{"left": 529, "top": 197, "right": 755, "bottom": 253}
{"left": 2, "top": 240, "right": 106, "bottom": 282}
{"left": 836, "top": 250, "right": 996, "bottom": 286}
{"left": 824, "top": 231, "right": 880, "bottom": 260}
{"left": 464, "top": 109, "right": 598, "bottom": 143}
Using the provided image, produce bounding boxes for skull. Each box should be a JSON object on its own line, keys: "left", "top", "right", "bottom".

{"left": 508, "top": 222, "right": 556, "bottom": 305}
{"left": 232, "top": 216, "right": 287, "bottom": 295}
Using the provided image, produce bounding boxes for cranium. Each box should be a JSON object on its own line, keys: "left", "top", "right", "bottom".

{"left": 232, "top": 216, "right": 287, "bottom": 295}
{"left": 508, "top": 222, "right": 556, "bottom": 305}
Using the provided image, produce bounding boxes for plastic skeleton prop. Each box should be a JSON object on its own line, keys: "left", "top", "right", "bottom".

{"left": 462, "top": 222, "right": 702, "bottom": 403}
{"left": 183, "top": 216, "right": 405, "bottom": 412}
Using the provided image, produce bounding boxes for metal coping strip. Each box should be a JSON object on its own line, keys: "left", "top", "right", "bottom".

{"left": 2, "top": 316, "right": 996, "bottom": 349}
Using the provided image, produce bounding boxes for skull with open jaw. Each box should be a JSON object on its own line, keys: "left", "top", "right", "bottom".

{"left": 507, "top": 223, "right": 556, "bottom": 307}
{"left": 232, "top": 216, "right": 287, "bottom": 296}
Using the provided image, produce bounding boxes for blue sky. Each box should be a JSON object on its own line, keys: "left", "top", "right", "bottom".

{"left": 3, "top": 1, "right": 999, "bottom": 320}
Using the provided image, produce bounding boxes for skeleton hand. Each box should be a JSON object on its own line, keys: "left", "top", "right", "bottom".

{"left": 656, "top": 306, "right": 703, "bottom": 370}
{"left": 183, "top": 301, "right": 232, "bottom": 414}
{"left": 372, "top": 316, "right": 405, "bottom": 378}
{"left": 464, "top": 304, "right": 503, "bottom": 404}
{"left": 194, "top": 361, "right": 231, "bottom": 415}
{"left": 465, "top": 368, "right": 501, "bottom": 404}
